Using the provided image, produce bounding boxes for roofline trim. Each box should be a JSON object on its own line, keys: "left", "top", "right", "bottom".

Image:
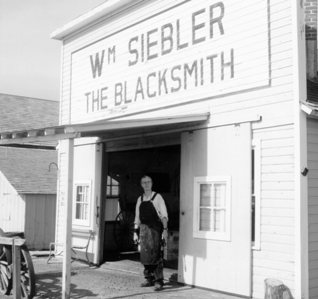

{"left": 51, "top": 0, "right": 142, "bottom": 40}
{"left": 0, "top": 113, "right": 210, "bottom": 145}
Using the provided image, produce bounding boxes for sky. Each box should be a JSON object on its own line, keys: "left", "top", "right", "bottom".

{"left": 0, "top": 0, "right": 106, "bottom": 101}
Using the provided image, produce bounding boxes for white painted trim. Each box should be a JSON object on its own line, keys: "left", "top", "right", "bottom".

{"left": 51, "top": 0, "right": 144, "bottom": 40}
{"left": 62, "top": 138, "right": 74, "bottom": 299}
{"left": 252, "top": 139, "right": 261, "bottom": 251}
{"left": 59, "top": 45, "right": 64, "bottom": 124}
{"left": 66, "top": 113, "right": 210, "bottom": 133}
{"left": 73, "top": 180, "right": 92, "bottom": 227}
{"left": 193, "top": 176, "right": 232, "bottom": 241}
{"left": 291, "top": 0, "right": 308, "bottom": 298}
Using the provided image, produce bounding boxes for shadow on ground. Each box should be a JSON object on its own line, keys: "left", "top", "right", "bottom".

{"left": 98, "top": 282, "right": 188, "bottom": 299}
{"left": 35, "top": 270, "right": 99, "bottom": 298}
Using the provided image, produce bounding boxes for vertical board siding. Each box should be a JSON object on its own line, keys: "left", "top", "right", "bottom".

{"left": 253, "top": 125, "right": 295, "bottom": 299}
{"left": 24, "top": 194, "right": 56, "bottom": 250}
{"left": 307, "top": 119, "right": 318, "bottom": 298}
{"left": 0, "top": 172, "right": 25, "bottom": 232}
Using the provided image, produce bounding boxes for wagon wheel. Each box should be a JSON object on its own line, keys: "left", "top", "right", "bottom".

{"left": 0, "top": 243, "right": 36, "bottom": 298}
{"left": 113, "top": 211, "right": 137, "bottom": 252}
{"left": 20, "top": 245, "right": 36, "bottom": 299}
{"left": 0, "top": 246, "right": 12, "bottom": 295}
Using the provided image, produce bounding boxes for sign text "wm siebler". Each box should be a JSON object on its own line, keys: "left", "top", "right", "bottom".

{"left": 84, "top": 2, "right": 234, "bottom": 113}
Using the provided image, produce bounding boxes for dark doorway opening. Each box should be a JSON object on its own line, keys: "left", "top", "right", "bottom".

{"left": 103, "top": 145, "right": 180, "bottom": 269}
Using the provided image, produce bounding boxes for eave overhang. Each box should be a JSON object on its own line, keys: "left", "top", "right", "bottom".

{"left": 51, "top": 0, "right": 143, "bottom": 40}
{"left": 0, "top": 113, "right": 210, "bottom": 146}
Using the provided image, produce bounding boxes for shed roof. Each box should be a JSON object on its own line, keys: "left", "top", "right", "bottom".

{"left": 0, "top": 94, "right": 58, "bottom": 194}
{"left": 0, "top": 147, "right": 57, "bottom": 194}
{"left": 0, "top": 94, "right": 59, "bottom": 132}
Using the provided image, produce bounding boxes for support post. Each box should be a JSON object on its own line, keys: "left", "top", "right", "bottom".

{"left": 62, "top": 138, "right": 74, "bottom": 299}
{"left": 12, "top": 239, "right": 21, "bottom": 299}
{"left": 291, "top": 0, "right": 308, "bottom": 298}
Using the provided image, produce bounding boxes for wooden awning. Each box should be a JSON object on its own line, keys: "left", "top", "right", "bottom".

{"left": 0, "top": 113, "right": 210, "bottom": 145}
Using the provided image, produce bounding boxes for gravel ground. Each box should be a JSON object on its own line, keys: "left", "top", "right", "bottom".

{"left": 1, "top": 254, "right": 244, "bottom": 299}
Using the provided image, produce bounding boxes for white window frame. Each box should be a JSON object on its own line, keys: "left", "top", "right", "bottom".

{"left": 193, "top": 176, "right": 231, "bottom": 241}
{"left": 73, "top": 181, "right": 92, "bottom": 227}
{"left": 252, "top": 139, "right": 261, "bottom": 250}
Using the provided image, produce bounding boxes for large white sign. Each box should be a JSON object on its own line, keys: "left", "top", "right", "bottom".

{"left": 70, "top": 0, "right": 269, "bottom": 122}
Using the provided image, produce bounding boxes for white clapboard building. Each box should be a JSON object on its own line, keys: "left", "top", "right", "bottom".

{"left": 2, "top": 0, "right": 318, "bottom": 298}
{"left": 0, "top": 94, "right": 59, "bottom": 250}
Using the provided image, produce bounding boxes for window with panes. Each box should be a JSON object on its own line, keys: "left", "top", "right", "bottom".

{"left": 193, "top": 176, "right": 231, "bottom": 240}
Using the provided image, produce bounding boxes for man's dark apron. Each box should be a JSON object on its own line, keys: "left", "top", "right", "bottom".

{"left": 139, "top": 193, "right": 163, "bottom": 265}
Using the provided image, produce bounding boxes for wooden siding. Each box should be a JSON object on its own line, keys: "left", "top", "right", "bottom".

{"left": 55, "top": 148, "right": 67, "bottom": 252}
{"left": 0, "top": 171, "right": 25, "bottom": 232}
{"left": 58, "top": 0, "right": 295, "bottom": 135}
{"left": 56, "top": 0, "right": 296, "bottom": 297}
{"left": 55, "top": 139, "right": 100, "bottom": 261}
{"left": 307, "top": 119, "right": 318, "bottom": 298}
{"left": 24, "top": 194, "right": 56, "bottom": 250}
{"left": 252, "top": 125, "right": 295, "bottom": 298}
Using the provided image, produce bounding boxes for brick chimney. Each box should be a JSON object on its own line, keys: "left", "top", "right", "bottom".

{"left": 305, "top": 0, "right": 318, "bottom": 80}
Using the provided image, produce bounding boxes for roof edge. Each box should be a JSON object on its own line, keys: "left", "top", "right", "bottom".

{"left": 51, "top": 0, "right": 143, "bottom": 40}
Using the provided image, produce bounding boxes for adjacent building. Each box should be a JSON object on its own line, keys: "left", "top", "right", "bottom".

{"left": 0, "top": 94, "right": 58, "bottom": 250}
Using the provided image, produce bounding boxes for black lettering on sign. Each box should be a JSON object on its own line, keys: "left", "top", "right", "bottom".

{"left": 200, "top": 58, "right": 204, "bottom": 86}
{"left": 147, "top": 72, "right": 157, "bottom": 98}
{"left": 147, "top": 28, "right": 158, "bottom": 60}
{"left": 128, "top": 37, "right": 139, "bottom": 66}
{"left": 85, "top": 87, "right": 109, "bottom": 112}
{"left": 192, "top": 8, "right": 206, "bottom": 45}
{"left": 90, "top": 46, "right": 116, "bottom": 78}
{"left": 124, "top": 82, "right": 132, "bottom": 104}
{"left": 100, "top": 86, "right": 108, "bottom": 109}
{"left": 221, "top": 49, "right": 234, "bottom": 80}
{"left": 85, "top": 92, "right": 91, "bottom": 113}
{"left": 141, "top": 34, "right": 145, "bottom": 62}
{"left": 90, "top": 50, "right": 105, "bottom": 78}
{"left": 158, "top": 69, "right": 168, "bottom": 95}
{"left": 210, "top": 2, "right": 225, "bottom": 38}
{"left": 176, "top": 19, "right": 188, "bottom": 50}
{"left": 114, "top": 83, "right": 123, "bottom": 106}
{"left": 171, "top": 65, "right": 182, "bottom": 93}
{"left": 161, "top": 23, "right": 173, "bottom": 56}
{"left": 206, "top": 54, "right": 217, "bottom": 83}
{"left": 108, "top": 46, "right": 116, "bottom": 64}
{"left": 134, "top": 77, "right": 145, "bottom": 101}
{"left": 184, "top": 61, "right": 198, "bottom": 90}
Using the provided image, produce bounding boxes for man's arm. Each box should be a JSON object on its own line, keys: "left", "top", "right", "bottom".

{"left": 133, "top": 198, "right": 141, "bottom": 243}
{"left": 162, "top": 216, "right": 168, "bottom": 245}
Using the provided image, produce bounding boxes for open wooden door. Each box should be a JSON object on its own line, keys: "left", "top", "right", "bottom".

{"left": 179, "top": 122, "right": 252, "bottom": 297}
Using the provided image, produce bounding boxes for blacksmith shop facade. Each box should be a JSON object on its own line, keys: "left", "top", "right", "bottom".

{"left": 48, "top": 0, "right": 310, "bottom": 298}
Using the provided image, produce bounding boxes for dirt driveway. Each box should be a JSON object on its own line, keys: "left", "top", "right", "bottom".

{"left": 1, "top": 254, "right": 244, "bottom": 299}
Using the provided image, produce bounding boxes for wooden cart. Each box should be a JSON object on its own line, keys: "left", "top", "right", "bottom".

{"left": 0, "top": 229, "right": 35, "bottom": 299}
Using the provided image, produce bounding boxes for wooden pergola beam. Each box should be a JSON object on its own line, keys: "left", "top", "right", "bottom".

{"left": 0, "top": 132, "right": 80, "bottom": 145}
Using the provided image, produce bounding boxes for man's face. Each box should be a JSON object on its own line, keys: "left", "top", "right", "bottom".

{"left": 141, "top": 177, "right": 152, "bottom": 192}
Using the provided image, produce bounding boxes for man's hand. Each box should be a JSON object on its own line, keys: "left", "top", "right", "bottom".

{"left": 162, "top": 229, "right": 168, "bottom": 246}
{"left": 133, "top": 232, "right": 139, "bottom": 244}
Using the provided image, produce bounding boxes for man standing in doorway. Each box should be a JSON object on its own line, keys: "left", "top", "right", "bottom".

{"left": 133, "top": 174, "right": 168, "bottom": 291}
